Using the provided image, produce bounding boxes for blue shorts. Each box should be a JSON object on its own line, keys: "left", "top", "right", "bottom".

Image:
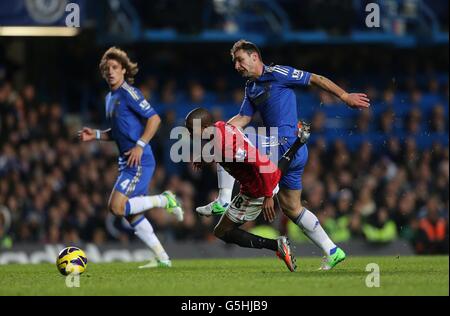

{"left": 277, "top": 138, "right": 308, "bottom": 191}
{"left": 246, "top": 133, "right": 308, "bottom": 191}
{"left": 113, "top": 164, "right": 155, "bottom": 198}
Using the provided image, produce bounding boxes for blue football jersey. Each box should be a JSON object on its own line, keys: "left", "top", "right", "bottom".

{"left": 239, "top": 65, "right": 311, "bottom": 138}
{"left": 105, "top": 81, "right": 157, "bottom": 168}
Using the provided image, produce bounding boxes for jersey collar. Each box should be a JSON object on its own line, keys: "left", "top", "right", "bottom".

{"left": 111, "top": 80, "right": 126, "bottom": 94}
{"left": 251, "top": 64, "right": 270, "bottom": 82}
{"left": 260, "top": 64, "right": 271, "bottom": 78}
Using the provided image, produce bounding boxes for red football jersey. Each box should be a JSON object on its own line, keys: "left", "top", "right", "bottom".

{"left": 214, "top": 121, "right": 281, "bottom": 198}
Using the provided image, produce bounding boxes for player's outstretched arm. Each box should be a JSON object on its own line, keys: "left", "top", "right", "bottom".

{"left": 78, "top": 127, "right": 112, "bottom": 142}
{"left": 309, "top": 73, "right": 370, "bottom": 109}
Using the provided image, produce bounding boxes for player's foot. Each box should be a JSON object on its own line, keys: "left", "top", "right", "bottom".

{"left": 195, "top": 200, "right": 229, "bottom": 217}
{"left": 276, "top": 236, "right": 297, "bottom": 272}
{"left": 319, "top": 247, "right": 346, "bottom": 270}
{"left": 162, "top": 191, "right": 184, "bottom": 222}
{"left": 138, "top": 259, "right": 172, "bottom": 269}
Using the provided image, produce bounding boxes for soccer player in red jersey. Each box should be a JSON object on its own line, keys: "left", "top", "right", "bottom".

{"left": 185, "top": 108, "right": 310, "bottom": 272}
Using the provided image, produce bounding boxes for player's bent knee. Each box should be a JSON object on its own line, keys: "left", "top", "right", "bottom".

{"left": 279, "top": 198, "right": 302, "bottom": 219}
{"left": 108, "top": 200, "right": 126, "bottom": 217}
{"left": 283, "top": 202, "right": 302, "bottom": 214}
{"left": 279, "top": 194, "right": 302, "bottom": 214}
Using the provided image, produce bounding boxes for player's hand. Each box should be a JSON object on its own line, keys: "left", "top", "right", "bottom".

{"left": 341, "top": 93, "right": 370, "bottom": 109}
{"left": 125, "top": 146, "right": 143, "bottom": 167}
{"left": 262, "top": 197, "right": 276, "bottom": 223}
{"left": 78, "top": 127, "right": 96, "bottom": 142}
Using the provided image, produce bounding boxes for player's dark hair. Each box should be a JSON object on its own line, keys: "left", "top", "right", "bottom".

{"left": 99, "top": 47, "right": 138, "bottom": 84}
{"left": 185, "top": 107, "right": 213, "bottom": 132}
{"left": 230, "top": 39, "right": 262, "bottom": 61}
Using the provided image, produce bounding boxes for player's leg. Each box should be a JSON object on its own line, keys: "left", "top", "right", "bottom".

{"left": 278, "top": 187, "right": 345, "bottom": 270}
{"left": 196, "top": 164, "right": 234, "bottom": 216}
{"left": 214, "top": 194, "right": 296, "bottom": 272}
{"left": 107, "top": 189, "right": 128, "bottom": 217}
{"left": 278, "top": 187, "right": 335, "bottom": 250}
{"left": 124, "top": 191, "right": 183, "bottom": 221}
{"left": 217, "top": 165, "right": 234, "bottom": 205}
{"left": 127, "top": 214, "right": 171, "bottom": 268}
{"left": 108, "top": 189, "right": 171, "bottom": 267}
{"left": 278, "top": 145, "right": 345, "bottom": 269}
{"left": 109, "top": 166, "right": 172, "bottom": 268}
{"left": 111, "top": 166, "right": 183, "bottom": 220}
{"left": 214, "top": 214, "right": 278, "bottom": 251}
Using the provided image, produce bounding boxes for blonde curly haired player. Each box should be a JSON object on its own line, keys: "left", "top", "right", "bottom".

{"left": 78, "top": 47, "right": 184, "bottom": 269}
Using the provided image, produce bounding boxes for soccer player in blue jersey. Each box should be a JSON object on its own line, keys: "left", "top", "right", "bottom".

{"left": 78, "top": 47, "right": 183, "bottom": 268}
{"left": 197, "top": 40, "right": 370, "bottom": 270}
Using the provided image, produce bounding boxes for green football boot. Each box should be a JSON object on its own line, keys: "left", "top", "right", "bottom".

{"left": 319, "top": 247, "right": 346, "bottom": 270}
{"left": 195, "top": 200, "right": 229, "bottom": 216}
{"left": 162, "top": 191, "right": 184, "bottom": 221}
{"left": 139, "top": 259, "right": 172, "bottom": 269}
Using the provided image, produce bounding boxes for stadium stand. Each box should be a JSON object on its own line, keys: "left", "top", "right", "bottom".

{"left": 0, "top": 0, "right": 448, "bottom": 255}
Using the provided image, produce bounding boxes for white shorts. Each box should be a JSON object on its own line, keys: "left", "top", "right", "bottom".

{"left": 225, "top": 186, "right": 279, "bottom": 224}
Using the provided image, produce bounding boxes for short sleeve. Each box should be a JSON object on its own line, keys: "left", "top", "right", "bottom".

{"left": 271, "top": 65, "right": 311, "bottom": 88}
{"left": 126, "top": 88, "right": 157, "bottom": 119}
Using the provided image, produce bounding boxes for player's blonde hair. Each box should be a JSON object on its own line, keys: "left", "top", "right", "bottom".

{"left": 99, "top": 47, "right": 138, "bottom": 84}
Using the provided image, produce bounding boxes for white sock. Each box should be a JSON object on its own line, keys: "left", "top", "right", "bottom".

{"left": 217, "top": 165, "right": 234, "bottom": 205}
{"left": 218, "top": 189, "right": 233, "bottom": 206}
{"left": 295, "top": 208, "right": 336, "bottom": 256}
{"left": 125, "top": 195, "right": 168, "bottom": 216}
{"left": 131, "top": 216, "right": 169, "bottom": 261}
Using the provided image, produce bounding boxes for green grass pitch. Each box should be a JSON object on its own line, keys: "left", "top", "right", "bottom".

{"left": 0, "top": 256, "right": 448, "bottom": 296}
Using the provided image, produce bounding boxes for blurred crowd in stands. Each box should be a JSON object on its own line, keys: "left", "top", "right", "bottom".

{"left": 136, "top": 0, "right": 449, "bottom": 35}
{"left": 0, "top": 62, "right": 448, "bottom": 255}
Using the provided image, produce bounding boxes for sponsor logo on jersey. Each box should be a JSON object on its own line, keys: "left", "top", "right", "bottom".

{"left": 292, "top": 69, "right": 304, "bottom": 80}
{"left": 139, "top": 100, "right": 151, "bottom": 111}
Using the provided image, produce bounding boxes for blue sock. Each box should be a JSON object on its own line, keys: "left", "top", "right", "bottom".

{"left": 124, "top": 201, "right": 131, "bottom": 217}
